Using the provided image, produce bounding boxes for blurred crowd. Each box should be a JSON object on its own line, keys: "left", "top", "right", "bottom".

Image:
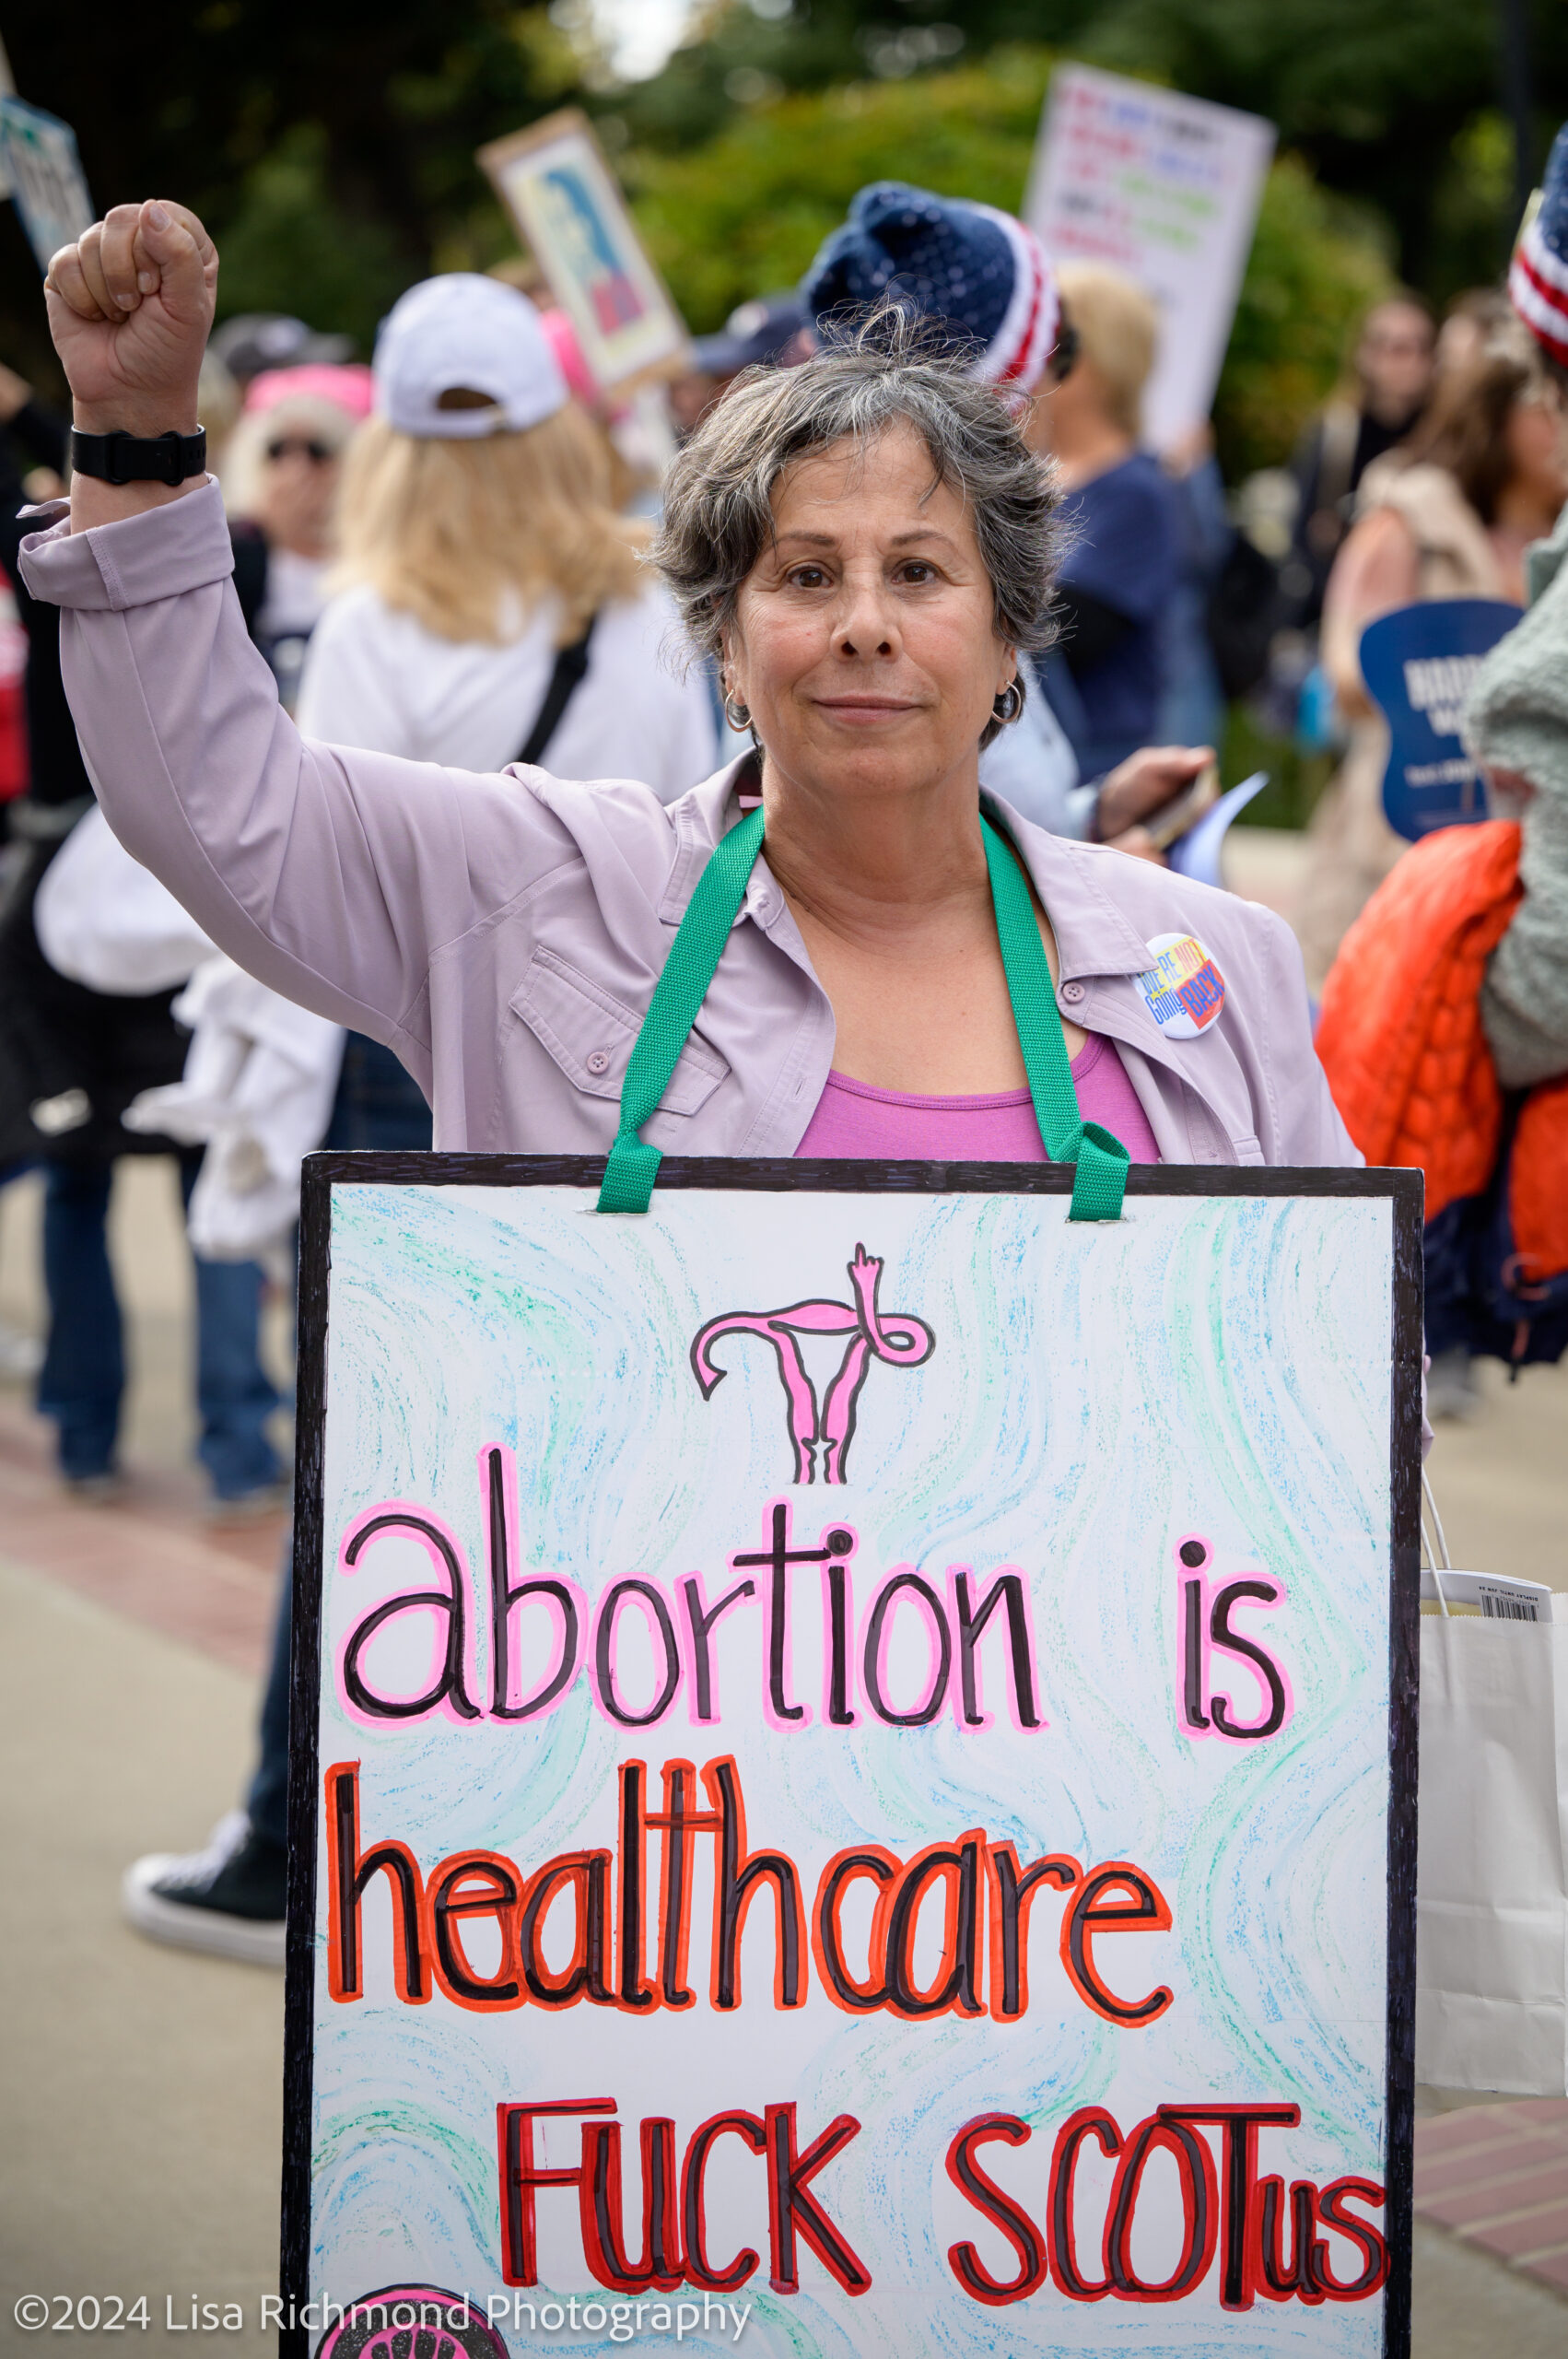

{"left": 2, "top": 147, "right": 1567, "bottom": 1961}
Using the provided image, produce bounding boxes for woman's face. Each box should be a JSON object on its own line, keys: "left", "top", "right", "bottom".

{"left": 1357, "top": 302, "right": 1434, "bottom": 421}
{"left": 254, "top": 420, "right": 344, "bottom": 557}
{"left": 725, "top": 422, "right": 1013, "bottom": 807}
{"left": 1504, "top": 388, "right": 1568, "bottom": 511}
{"left": 1028, "top": 351, "right": 1112, "bottom": 453}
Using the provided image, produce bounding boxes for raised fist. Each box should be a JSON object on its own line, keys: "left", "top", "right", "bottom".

{"left": 45, "top": 200, "right": 216, "bottom": 438}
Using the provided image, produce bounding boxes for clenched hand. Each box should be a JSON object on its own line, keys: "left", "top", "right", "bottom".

{"left": 45, "top": 199, "right": 217, "bottom": 529}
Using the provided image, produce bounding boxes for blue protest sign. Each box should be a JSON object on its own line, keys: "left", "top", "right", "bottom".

{"left": 1167, "top": 770, "right": 1269, "bottom": 888}
{"left": 1358, "top": 600, "right": 1522, "bottom": 841}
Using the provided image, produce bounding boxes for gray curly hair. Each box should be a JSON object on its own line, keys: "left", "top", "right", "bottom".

{"left": 650, "top": 309, "right": 1063, "bottom": 744}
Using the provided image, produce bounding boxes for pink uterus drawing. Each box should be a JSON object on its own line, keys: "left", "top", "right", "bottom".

{"left": 690, "top": 1244, "right": 935, "bottom": 1484}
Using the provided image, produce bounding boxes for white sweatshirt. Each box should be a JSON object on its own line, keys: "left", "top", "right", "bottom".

{"left": 297, "top": 581, "right": 718, "bottom": 803}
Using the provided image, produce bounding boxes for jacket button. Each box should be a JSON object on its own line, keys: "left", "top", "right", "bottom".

{"left": 1060, "top": 980, "right": 1085, "bottom": 1004}
{"left": 586, "top": 1050, "right": 610, "bottom": 1075}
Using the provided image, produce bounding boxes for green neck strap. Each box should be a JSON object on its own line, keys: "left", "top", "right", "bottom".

{"left": 597, "top": 803, "right": 1128, "bottom": 1221}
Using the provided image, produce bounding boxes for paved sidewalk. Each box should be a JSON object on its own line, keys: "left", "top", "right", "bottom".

{"left": 0, "top": 1560, "right": 282, "bottom": 2344}
{"left": 1, "top": 1165, "right": 288, "bottom": 2345}
{"left": 1223, "top": 821, "right": 1311, "bottom": 932}
{"left": 2, "top": 1155, "right": 1564, "bottom": 2353}
{"left": 1414, "top": 2101, "right": 1568, "bottom": 2295}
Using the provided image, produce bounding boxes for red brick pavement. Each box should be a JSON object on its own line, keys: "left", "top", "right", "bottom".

{"left": 0, "top": 1393, "right": 285, "bottom": 1675}
{"left": 1414, "top": 2100, "right": 1568, "bottom": 2295}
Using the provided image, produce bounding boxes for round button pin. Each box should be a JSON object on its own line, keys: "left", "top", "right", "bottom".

{"left": 1134, "top": 932, "right": 1225, "bottom": 1039}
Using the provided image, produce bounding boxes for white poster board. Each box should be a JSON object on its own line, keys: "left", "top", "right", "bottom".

{"left": 283, "top": 1156, "right": 1421, "bottom": 2357}
{"left": 1024, "top": 66, "right": 1275, "bottom": 452}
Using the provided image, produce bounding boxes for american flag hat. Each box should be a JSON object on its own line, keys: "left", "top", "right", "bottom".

{"left": 1510, "top": 122, "right": 1568, "bottom": 367}
{"left": 803, "top": 182, "right": 1062, "bottom": 394}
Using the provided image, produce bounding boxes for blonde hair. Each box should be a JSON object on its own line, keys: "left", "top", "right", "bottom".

{"left": 333, "top": 404, "right": 649, "bottom": 644}
{"left": 1055, "top": 264, "right": 1159, "bottom": 440}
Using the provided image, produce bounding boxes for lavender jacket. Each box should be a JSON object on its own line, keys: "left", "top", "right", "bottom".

{"left": 21, "top": 481, "right": 1355, "bottom": 1169}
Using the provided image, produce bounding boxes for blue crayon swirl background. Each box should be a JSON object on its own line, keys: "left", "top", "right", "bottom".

{"left": 311, "top": 1182, "right": 1395, "bottom": 2355}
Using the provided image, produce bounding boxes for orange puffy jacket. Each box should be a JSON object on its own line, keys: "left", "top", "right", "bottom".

{"left": 1316, "top": 818, "right": 1568, "bottom": 1291}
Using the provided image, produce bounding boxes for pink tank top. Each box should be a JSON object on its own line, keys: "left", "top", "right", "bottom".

{"left": 795, "top": 1031, "right": 1161, "bottom": 1163}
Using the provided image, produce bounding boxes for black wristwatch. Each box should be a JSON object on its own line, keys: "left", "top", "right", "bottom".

{"left": 69, "top": 426, "right": 207, "bottom": 487}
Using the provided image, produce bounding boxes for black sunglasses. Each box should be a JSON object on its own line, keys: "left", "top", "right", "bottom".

{"left": 264, "top": 436, "right": 336, "bottom": 464}
{"left": 1045, "top": 316, "right": 1080, "bottom": 387}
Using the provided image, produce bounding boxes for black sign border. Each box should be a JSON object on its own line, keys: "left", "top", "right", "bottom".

{"left": 284, "top": 1152, "right": 1422, "bottom": 2357}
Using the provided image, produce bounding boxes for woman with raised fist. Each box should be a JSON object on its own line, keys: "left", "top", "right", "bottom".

{"left": 27, "top": 196, "right": 1356, "bottom": 1959}
{"left": 29, "top": 197, "right": 1343, "bottom": 1165}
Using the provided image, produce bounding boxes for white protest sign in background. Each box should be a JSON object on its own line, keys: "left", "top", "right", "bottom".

{"left": 288, "top": 1170, "right": 1417, "bottom": 2355}
{"left": 1024, "top": 65, "right": 1275, "bottom": 452}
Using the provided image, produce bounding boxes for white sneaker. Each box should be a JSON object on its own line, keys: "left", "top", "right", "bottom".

{"left": 0, "top": 1320, "right": 42, "bottom": 1378}
{"left": 1427, "top": 1345, "right": 1483, "bottom": 1423}
{"left": 122, "top": 1811, "right": 287, "bottom": 1967}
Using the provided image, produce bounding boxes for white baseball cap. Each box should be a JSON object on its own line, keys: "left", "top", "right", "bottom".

{"left": 372, "top": 274, "right": 569, "bottom": 439}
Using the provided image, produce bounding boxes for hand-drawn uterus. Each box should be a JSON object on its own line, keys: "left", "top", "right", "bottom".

{"left": 689, "top": 1244, "right": 935, "bottom": 1485}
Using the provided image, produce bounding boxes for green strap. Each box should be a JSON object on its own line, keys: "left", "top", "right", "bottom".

{"left": 981, "top": 816, "right": 1129, "bottom": 1222}
{"left": 598, "top": 804, "right": 766, "bottom": 1212}
{"left": 598, "top": 801, "right": 1127, "bottom": 1220}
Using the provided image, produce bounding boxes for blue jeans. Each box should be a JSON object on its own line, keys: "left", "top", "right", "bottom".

{"left": 37, "top": 1151, "right": 281, "bottom": 1496}
{"left": 317, "top": 1033, "right": 433, "bottom": 1155}
{"left": 247, "top": 1035, "right": 432, "bottom": 1848}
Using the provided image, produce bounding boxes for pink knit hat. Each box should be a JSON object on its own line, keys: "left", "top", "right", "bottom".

{"left": 242, "top": 363, "right": 376, "bottom": 422}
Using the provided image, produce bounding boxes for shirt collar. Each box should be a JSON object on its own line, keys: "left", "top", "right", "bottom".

{"left": 981, "top": 791, "right": 1158, "bottom": 980}
{"left": 661, "top": 752, "right": 765, "bottom": 926}
{"left": 661, "top": 771, "right": 1158, "bottom": 984}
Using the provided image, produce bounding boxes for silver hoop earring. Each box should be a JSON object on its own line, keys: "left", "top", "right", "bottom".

{"left": 992, "top": 680, "right": 1024, "bottom": 726}
{"left": 723, "top": 691, "right": 752, "bottom": 733}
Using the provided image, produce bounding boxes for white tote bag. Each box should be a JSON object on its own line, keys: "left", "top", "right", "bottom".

{"left": 1415, "top": 1482, "right": 1568, "bottom": 2095}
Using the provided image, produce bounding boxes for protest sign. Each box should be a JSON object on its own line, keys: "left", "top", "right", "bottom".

{"left": 0, "top": 95, "right": 92, "bottom": 272}
{"left": 1024, "top": 65, "right": 1274, "bottom": 452}
{"left": 282, "top": 1153, "right": 1421, "bottom": 2357}
{"left": 1358, "top": 600, "right": 1524, "bottom": 840}
{"left": 478, "top": 109, "right": 690, "bottom": 393}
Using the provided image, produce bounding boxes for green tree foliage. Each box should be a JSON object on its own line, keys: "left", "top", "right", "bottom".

{"left": 1071, "top": 0, "right": 1565, "bottom": 299}
{"left": 1217, "top": 156, "right": 1392, "bottom": 476}
{"left": 628, "top": 49, "right": 1391, "bottom": 475}
{"left": 627, "top": 0, "right": 1568, "bottom": 299}
{"left": 627, "top": 52, "right": 1052, "bottom": 329}
{"left": 204, "top": 128, "right": 411, "bottom": 356}
{"left": 615, "top": 0, "right": 986, "bottom": 147}
{"left": 0, "top": 2, "right": 585, "bottom": 382}
{"left": 5, "top": 0, "right": 1559, "bottom": 440}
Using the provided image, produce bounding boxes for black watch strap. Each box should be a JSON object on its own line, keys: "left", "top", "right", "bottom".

{"left": 69, "top": 426, "right": 207, "bottom": 487}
